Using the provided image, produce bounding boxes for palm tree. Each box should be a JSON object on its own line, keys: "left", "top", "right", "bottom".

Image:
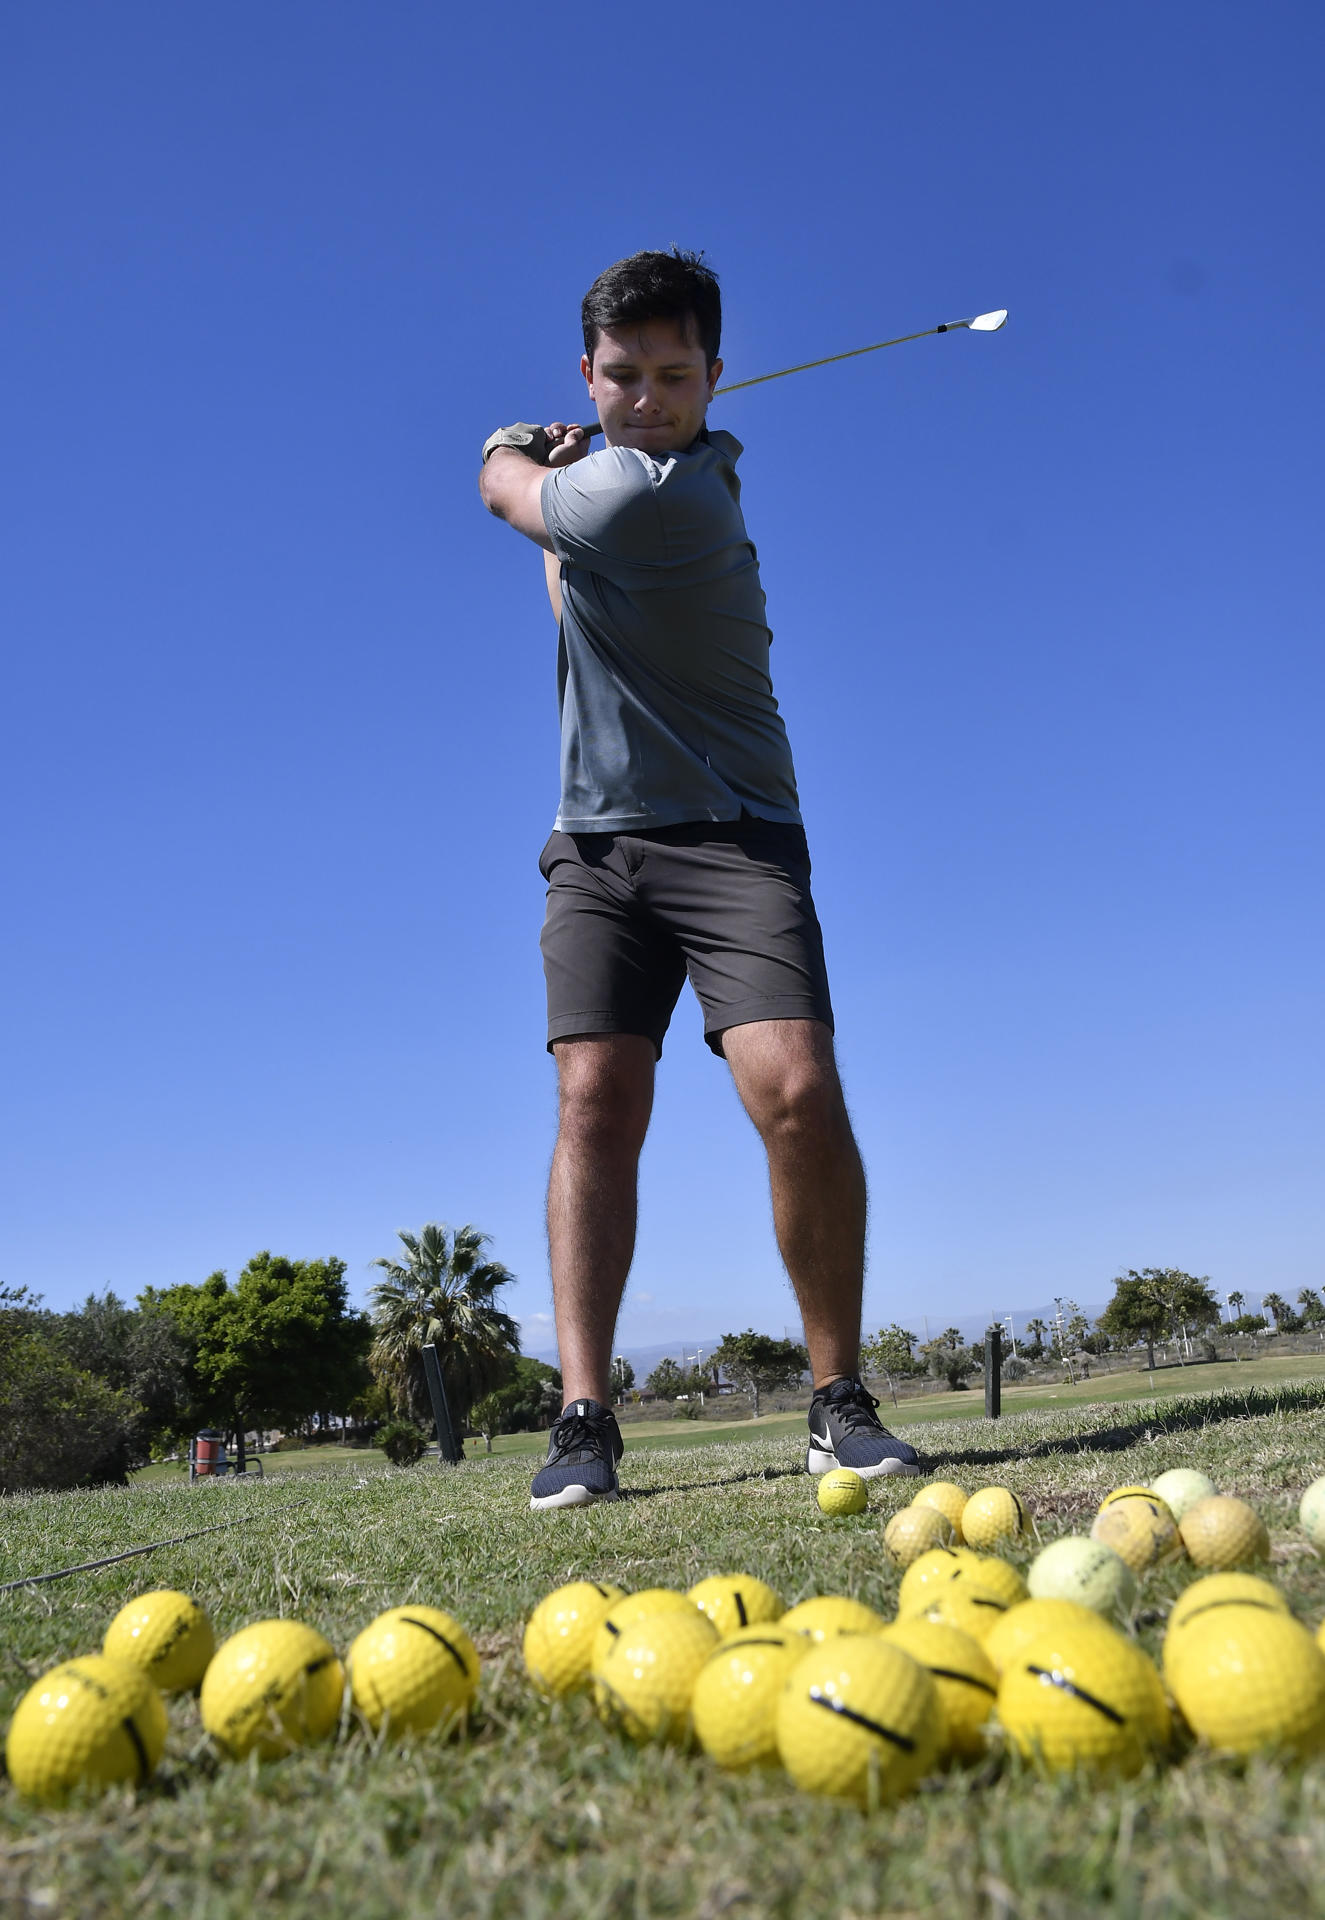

{"left": 1228, "top": 1291, "right": 1245, "bottom": 1321}
{"left": 368, "top": 1224, "right": 520, "bottom": 1434}
{"left": 1261, "top": 1292, "right": 1290, "bottom": 1332}
{"left": 1024, "top": 1318, "right": 1048, "bottom": 1358}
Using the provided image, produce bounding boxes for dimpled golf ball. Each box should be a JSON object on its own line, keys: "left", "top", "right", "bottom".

{"left": 523, "top": 1581, "right": 625, "bottom": 1697}
{"left": 1163, "top": 1573, "right": 1290, "bottom": 1665}
{"left": 1090, "top": 1495, "right": 1183, "bottom": 1575}
{"left": 5, "top": 1655, "right": 168, "bottom": 1804}
{"left": 778, "top": 1594, "right": 886, "bottom": 1643}
{"left": 777, "top": 1636, "right": 941, "bottom": 1806}
{"left": 961, "top": 1487, "right": 1030, "bottom": 1552}
{"left": 1097, "top": 1484, "right": 1169, "bottom": 1517}
{"left": 985, "top": 1598, "right": 1106, "bottom": 1677}
{"left": 200, "top": 1619, "right": 344, "bottom": 1761}
{"left": 1165, "top": 1610, "right": 1325, "bottom": 1756}
{"left": 880, "top": 1616, "right": 997, "bottom": 1762}
{"left": 691, "top": 1624, "right": 806, "bottom": 1769}
{"left": 349, "top": 1606, "right": 479, "bottom": 1737}
{"left": 1299, "top": 1476, "right": 1325, "bottom": 1548}
{"left": 103, "top": 1589, "right": 215, "bottom": 1694}
{"left": 1150, "top": 1468, "right": 1218, "bottom": 1521}
{"left": 686, "top": 1574, "right": 783, "bottom": 1638}
{"left": 1027, "top": 1538, "right": 1137, "bottom": 1620}
{"left": 1178, "top": 1495, "right": 1270, "bottom": 1570}
{"left": 911, "top": 1481, "right": 968, "bottom": 1541}
{"left": 997, "top": 1614, "right": 1170, "bottom": 1776}
{"left": 883, "top": 1505, "right": 955, "bottom": 1567}
{"left": 817, "top": 1468, "right": 868, "bottom": 1516}
{"left": 919, "top": 1583, "right": 1012, "bottom": 1645}
{"left": 896, "top": 1546, "right": 986, "bottom": 1615}
{"left": 593, "top": 1608, "right": 718, "bottom": 1743}
{"left": 590, "top": 1588, "right": 692, "bottom": 1675}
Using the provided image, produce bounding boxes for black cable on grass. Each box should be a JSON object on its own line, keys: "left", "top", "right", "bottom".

{"left": 0, "top": 1505, "right": 309, "bottom": 1594}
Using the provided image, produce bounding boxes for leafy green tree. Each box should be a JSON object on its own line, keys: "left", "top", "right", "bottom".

{"left": 860, "top": 1325, "right": 919, "bottom": 1406}
{"left": 55, "top": 1291, "right": 192, "bottom": 1462}
{"left": 0, "top": 1287, "right": 138, "bottom": 1492}
{"left": 158, "top": 1254, "right": 371, "bottom": 1468}
{"left": 1262, "top": 1292, "right": 1302, "bottom": 1334}
{"left": 468, "top": 1357, "right": 561, "bottom": 1447}
{"left": 368, "top": 1223, "right": 519, "bottom": 1436}
{"left": 645, "top": 1357, "right": 689, "bottom": 1401}
{"left": 1097, "top": 1269, "right": 1221, "bottom": 1370}
{"left": 1297, "top": 1289, "right": 1325, "bottom": 1328}
{"left": 920, "top": 1340, "right": 977, "bottom": 1390}
{"left": 710, "top": 1331, "right": 809, "bottom": 1418}
{"left": 610, "top": 1356, "right": 636, "bottom": 1404}
{"left": 1230, "top": 1313, "right": 1268, "bottom": 1335}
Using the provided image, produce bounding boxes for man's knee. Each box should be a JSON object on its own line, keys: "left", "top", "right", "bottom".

{"left": 554, "top": 1034, "right": 655, "bottom": 1151}
{"left": 725, "top": 1022, "right": 846, "bottom": 1139}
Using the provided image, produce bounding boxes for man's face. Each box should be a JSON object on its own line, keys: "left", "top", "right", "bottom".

{"left": 582, "top": 315, "right": 721, "bottom": 455}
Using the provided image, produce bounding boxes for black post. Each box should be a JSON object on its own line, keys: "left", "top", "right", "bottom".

{"left": 984, "top": 1324, "right": 1002, "bottom": 1419}
{"left": 421, "top": 1342, "right": 463, "bottom": 1464}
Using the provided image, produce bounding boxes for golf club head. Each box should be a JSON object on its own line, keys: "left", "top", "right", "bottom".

{"left": 968, "top": 309, "right": 1008, "bottom": 331}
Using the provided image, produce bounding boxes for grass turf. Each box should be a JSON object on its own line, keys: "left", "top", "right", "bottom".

{"left": 5, "top": 1379, "right": 1325, "bottom": 1918}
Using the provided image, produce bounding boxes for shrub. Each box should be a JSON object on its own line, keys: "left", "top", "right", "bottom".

{"left": 1001, "top": 1356, "right": 1031, "bottom": 1382}
{"left": 0, "top": 1311, "right": 139, "bottom": 1494}
{"left": 672, "top": 1398, "right": 706, "bottom": 1420}
{"left": 376, "top": 1420, "right": 428, "bottom": 1467}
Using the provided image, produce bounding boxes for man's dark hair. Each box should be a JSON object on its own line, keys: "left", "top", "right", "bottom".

{"left": 582, "top": 248, "right": 722, "bottom": 369}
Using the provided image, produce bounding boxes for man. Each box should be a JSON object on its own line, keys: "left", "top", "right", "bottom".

{"left": 479, "top": 248, "right": 919, "bottom": 1509}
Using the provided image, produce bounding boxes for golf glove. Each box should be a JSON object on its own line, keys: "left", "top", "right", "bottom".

{"left": 482, "top": 422, "right": 553, "bottom": 465}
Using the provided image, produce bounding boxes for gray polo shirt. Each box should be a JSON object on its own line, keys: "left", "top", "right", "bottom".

{"left": 540, "top": 430, "right": 802, "bottom": 833}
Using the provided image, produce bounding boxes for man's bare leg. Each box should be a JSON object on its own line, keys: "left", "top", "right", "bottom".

{"left": 547, "top": 1033, "right": 656, "bottom": 1406}
{"left": 721, "top": 1019, "right": 866, "bottom": 1388}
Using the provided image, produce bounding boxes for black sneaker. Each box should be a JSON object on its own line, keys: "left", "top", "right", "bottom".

{"left": 530, "top": 1399, "right": 624, "bottom": 1511}
{"left": 806, "top": 1378, "right": 920, "bottom": 1478}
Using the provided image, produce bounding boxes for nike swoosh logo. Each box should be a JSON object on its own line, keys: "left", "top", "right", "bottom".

{"left": 808, "top": 1426, "right": 832, "bottom": 1447}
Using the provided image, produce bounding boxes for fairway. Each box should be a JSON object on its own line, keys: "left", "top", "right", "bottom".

{"left": 7, "top": 1379, "right": 1325, "bottom": 1919}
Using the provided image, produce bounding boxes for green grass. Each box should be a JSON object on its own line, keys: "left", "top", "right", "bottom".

{"left": 7, "top": 1378, "right": 1325, "bottom": 1918}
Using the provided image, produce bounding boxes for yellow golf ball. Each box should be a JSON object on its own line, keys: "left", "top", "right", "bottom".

{"left": 200, "top": 1619, "right": 344, "bottom": 1760}
{"left": 776, "top": 1637, "right": 941, "bottom": 1806}
{"left": 103, "top": 1589, "right": 215, "bottom": 1694}
{"left": 778, "top": 1594, "right": 887, "bottom": 1643}
{"left": 919, "top": 1582, "right": 1013, "bottom": 1645}
{"left": 1178, "top": 1495, "right": 1270, "bottom": 1569}
{"left": 686, "top": 1574, "right": 783, "bottom": 1637}
{"left": 961, "top": 1487, "right": 1030, "bottom": 1552}
{"left": 593, "top": 1608, "right": 718, "bottom": 1743}
{"left": 883, "top": 1505, "right": 955, "bottom": 1567}
{"left": 985, "top": 1598, "right": 1107, "bottom": 1676}
{"left": 1090, "top": 1495, "right": 1184, "bottom": 1575}
{"left": 1166, "top": 1609, "right": 1325, "bottom": 1756}
{"left": 590, "top": 1588, "right": 692, "bottom": 1676}
{"left": 817, "top": 1468, "right": 868, "bottom": 1516}
{"left": 5, "top": 1655, "right": 168, "bottom": 1804}
{"left": 348, "top": 1605, "right": 479, "bottom": 1737}
{"left": 880, "top": 1616, "right": 997, "bottom": 1761}
{"left": 1165, "top": 1571, "right": 1290, "bottom": 1646}
{"left": 691, "top": 1624, "right": 805, "bottom": 1769}
{"left": 997, "top": 1615, "right": 1170, "bottom": 1776}
{"left": 1149, "top": 1468, "right": 1218, "bottom": 1520}
{"left": 1027, "top": 1538, "right": 1137, "bottom": 1620}
{"left": 1097, "top": 1484, "right": 1169, "bottom": 1517}
{"left": 896, "top": 1546, "right": 986, "bottom": 1615}
{"left": 523, "top": 1580, "right": 625, "bottom": 1697}
{"left": 911, "top": 1481, "right": 968, "bottom": 1541}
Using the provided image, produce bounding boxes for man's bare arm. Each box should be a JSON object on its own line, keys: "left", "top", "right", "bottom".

{"left": 478, "top": 422, "right": 591, "bottom": 552}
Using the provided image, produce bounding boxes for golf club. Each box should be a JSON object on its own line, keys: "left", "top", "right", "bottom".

{"left": 579, "top": 309, "right": 1008, "bottom": 436}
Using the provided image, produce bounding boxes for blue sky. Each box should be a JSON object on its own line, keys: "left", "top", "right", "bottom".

{"left": 3, "top": 3, "right": 1321, "bottom": 1355}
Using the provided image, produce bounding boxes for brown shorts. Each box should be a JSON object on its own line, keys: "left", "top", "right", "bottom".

{"left": 538, "top": 817, "right": 834, "bottom": 1058}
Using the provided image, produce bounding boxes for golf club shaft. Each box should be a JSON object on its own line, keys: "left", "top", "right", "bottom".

{"left": 578, "top": 315, "right": 988, "bottom": 437}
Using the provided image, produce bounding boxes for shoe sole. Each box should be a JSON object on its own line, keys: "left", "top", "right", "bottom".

{"left": 529, "top": 1484, "right": 621, "bottom": 1512}
{"left": 806, "top": 1444, "right": 920, "bottom": 1479}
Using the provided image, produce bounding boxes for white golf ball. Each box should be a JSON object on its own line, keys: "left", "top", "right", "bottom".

{"left": 1027, "top": 1536, "right": 1137, "bottom": 1619}
{"left": 1150, "top": 1469, "right": 1218, "bottom": 1522}
{"left": 1299, "top": 1477, "right": 1325, "bottom": 1550}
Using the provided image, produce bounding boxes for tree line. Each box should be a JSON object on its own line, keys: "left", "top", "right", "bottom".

{"left": 0, "top": 1223, "right": 550, "bottom": 1494}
